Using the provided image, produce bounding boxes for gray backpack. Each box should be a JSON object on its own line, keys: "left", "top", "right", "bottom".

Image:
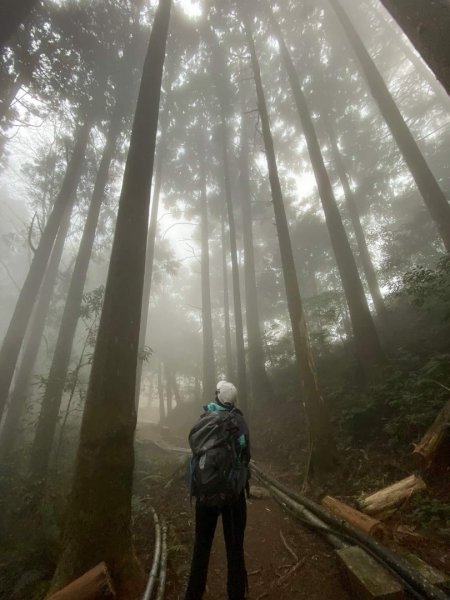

{"left": 188, "top": 410, "right": 247, "bottom": 506}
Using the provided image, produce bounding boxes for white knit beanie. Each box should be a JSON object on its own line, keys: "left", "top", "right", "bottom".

{"left": 216, "top": 380, "right": 238, "bottom": 406}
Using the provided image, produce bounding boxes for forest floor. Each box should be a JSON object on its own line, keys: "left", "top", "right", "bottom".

{"left": 132, "top": 411, "right": 450, "bottom": 600}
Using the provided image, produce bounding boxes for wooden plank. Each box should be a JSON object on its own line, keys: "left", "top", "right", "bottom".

{"left": 336, "top": 546, "right": 405, "bottom": 600}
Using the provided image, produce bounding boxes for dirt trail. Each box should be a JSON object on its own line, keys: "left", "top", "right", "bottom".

{"left": 134, "top": 425, "right": 352, "bottom": 600}
{"left": 202, "top": 492, "right": 351, "bottom": 600}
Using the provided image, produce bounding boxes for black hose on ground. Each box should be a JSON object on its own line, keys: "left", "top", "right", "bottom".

{"left": 251, "top": 462, "right": 450, "bottom": 600}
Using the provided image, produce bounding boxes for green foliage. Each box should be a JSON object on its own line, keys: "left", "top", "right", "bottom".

{"left": 394, "top": 255, "right": 450, "bottom": 314}
{"left": 409, "top": 495, "right": 450, "bottom": 535}
{"left": 79, "top": 285, "right": 105, "bottom": 320}
{"left": 0, "top": 472, "right": 62, "bottom": 599}
{"left": 139, "top": 345, "right": 153, "bottom": 363}
{"left": 337, "top": 352, "right": 450, "bottom": 446}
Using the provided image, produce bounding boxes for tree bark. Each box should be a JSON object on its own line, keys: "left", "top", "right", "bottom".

{"left": 29, "top": 109, "right": 123, "bottom": 480}
{"left": 361, "top": 0, "right": 449, "bottom": 106}
{"left": 239, "top": 111, "right": 273, "bottom": 406}
{"left": 199, "top": 129, "right": 216, "bottom": 405}
{"left": 377, "top": 0, "right": 450, "bottom": 97}
{"left": 221, "top": 123, "right": 248, "bottom": 414}
{"left": 221, "top": 214, "right": 234, "bottom": 383}
{"left": 165, "top": 363, "right": 173, "bottom": 415}
{"left": 0, "top": 206, "right": 71, "bottom": 459}
{"left": 157, "top": 359, "right": 165, "bottom": 422}
{"left": 241, "top": 9, "right": 337, "bottom": 477}
{"left": 207, "top": 27, "right": 247, "bottom": 411}
{"left": 135, "top": 76, "right": 174, "bottom": 409}
{"left": 0, "top": 112, "right": 93, "bottom": 420}
{"left": 269, "top": 10, "right": 384, "bottom": 373}
{"left": 329, "top": 0, "right": 450, "bottom": 251}
{"left": 0, "top": 0, "right": 38, "bottom": 49}
{"left": 50, "top": 0, "right": 172, "bottom": 590}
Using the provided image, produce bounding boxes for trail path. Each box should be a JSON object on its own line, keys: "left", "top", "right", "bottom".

{"left": 135, "top": 425, "right": 352, "bottom": 600}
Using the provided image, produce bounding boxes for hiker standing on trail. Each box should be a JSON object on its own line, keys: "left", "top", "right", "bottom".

{"left": 184, "top": 380, "right": 251, "bottom": 600}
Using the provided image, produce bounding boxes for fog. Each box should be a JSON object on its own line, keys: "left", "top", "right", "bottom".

{"left": 0, "top": 0, "right": 449, "bottom": 596}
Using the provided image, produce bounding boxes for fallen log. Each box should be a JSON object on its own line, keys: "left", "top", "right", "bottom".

{"left": 360, "top": 475, "right": 426, "bottom": 517}
{"left": 47, "top": 562, "right": 115, "bottom": 600}
{"left": 412, "top": 398, "right": 450, "bottom": 468}
{"left": 321, "top": 495, "right": 387, "bottom": 541}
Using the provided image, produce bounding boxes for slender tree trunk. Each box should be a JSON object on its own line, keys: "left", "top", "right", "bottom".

{"left": 221, "top": 215, "right": 234, "bottom": 382}
{"left": 239, "top": 111, "right": 272, "bottom": 405}
{"left": 208, "top": 28, "right": 247, "bottom": 410}
{"left": 29, "top": 110, "right": 123, "bottom": 480}
{"left": 242, "top": 9, "right": 337, "bottom": 476}
{"left": 360, "top": 0, "right": 449, "bottom": 106}
{"left": 135, "top": 79, "right": 173, "bottom": 408}
{"left": 0, "top": 112, "right": 93, "bottom": 419}
{"left": 165, "top": 363, "right": 172, "bottom": 414}
{"left": 0, "top": 207, "right": 71, "bottom": 459}
{"left": 329, "top": 0, "right": 450, "bottom": 251}
{"left": 268, "top": 10, "right": 384, "bottom": 372}
{"left": 158, "top": 360, "right": 165, "bottom": 422}
{"left": 377, "top": 0, "right": 450, "bottom": 97}
{"left": 50, "top": 0, "right": 172, "bottom": 590}
{"left": 171, "top": 370, "right": 180, "bottom": 406}
{"left": 199, "top": 130, "right": 216, "bottom": 405}
{"left": 219, "top": 115, "right": 248, "bottom": 412}
{"left": 0, "top": 0, "right": 38, "bottom": 49}
{"left": 320, "top": 107, "right": 388, "bottom": 322}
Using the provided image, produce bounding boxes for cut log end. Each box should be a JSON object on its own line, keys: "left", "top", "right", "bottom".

{"left": 322, "top": 495, "right": 387, "bottom": 541}
{"left": 47, "top": 562, "right": 115, "bottom": 600}
{"left": 360, "top": 475, "right": 426, "bottom": 517}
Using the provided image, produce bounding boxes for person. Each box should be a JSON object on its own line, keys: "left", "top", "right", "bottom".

{"left": 184, "top": 380, "right": 250, "bottom": 600}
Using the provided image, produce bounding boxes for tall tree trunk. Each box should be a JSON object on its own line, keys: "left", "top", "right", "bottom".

{"left": 158, "top": 360, "right": 165, "bottom": 422}
{"left": 239, "top": 111, "right": 272, "bottom": 405}
{"left": 268, "top": 10, "right": 384, "bottom": 372}
{"left": 221, "top": 215, "right": 234, "bottom": 382}
{"left": 321, "top": 106, "right": 388, "bottom": 323}
{"left": 170, "top": 370, "right": 180, "bottom": 406}
{"left": 242, "top": 9, "right": 337, "bottom": 477}
{"left": 165, "top": 363, "right": 172, "bottom": 415}
{"left": 206, "top": 27, "right": 247, "bottom": 410}
{"left": 29, "top": 109, "right": 124, "bottom": 480}
{"left": 361, "top": 0, "right": 449, "bottom": 106}
{"left": 199, "top": 129, "right": 216, "bottom": 405}
{"left": 0, "top": 207, "right": 71, "bottom": 459}
{"left": 219, "top": 115, "right": 248, "bottom": 412}
{"left": 135, "top": 75, "right": 174, "bottom": 408}
{"left": 0, "top": 0, "right": 38, "bottom": 49}
{"left": 329, "top": 0, "right": 450, "bottom": 251}
{"left": 0, "top": 112, "right": 93, "bottom": 419}
{"left": 50, "top": 0, "right": 172, "bottom": 591}
{"left": 377, "top": 0, "right": 450, "bottom": 97}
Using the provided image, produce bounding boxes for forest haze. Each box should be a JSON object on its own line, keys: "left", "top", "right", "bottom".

{"left": 0, "top": 0, "right": 449, "bottom": 598}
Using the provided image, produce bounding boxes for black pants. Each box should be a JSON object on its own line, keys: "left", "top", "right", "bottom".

{"left": 184, "top": 492, "right": 247, "bottom": 600}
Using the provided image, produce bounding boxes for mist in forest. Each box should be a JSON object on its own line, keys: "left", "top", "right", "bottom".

{"left": 0, "top": 0, "right": 449, "bottom": 597}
